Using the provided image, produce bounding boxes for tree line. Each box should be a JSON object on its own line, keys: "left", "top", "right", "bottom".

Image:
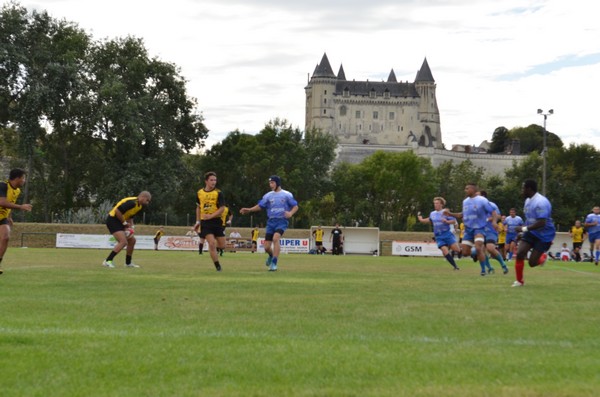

{"left": 2, "top": 3, "right": 599, "bottom": 231}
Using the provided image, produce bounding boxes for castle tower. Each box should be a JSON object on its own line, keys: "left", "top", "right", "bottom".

{"left": 304, "top": 53, "right": 337, "bottom": 134}
{"left": 414, "top": 58, "right": 442, "bottom": 148}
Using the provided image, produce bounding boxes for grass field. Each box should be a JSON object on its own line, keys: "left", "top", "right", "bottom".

{"left": 1, "top": 248, "right": 600, "bottom": 397}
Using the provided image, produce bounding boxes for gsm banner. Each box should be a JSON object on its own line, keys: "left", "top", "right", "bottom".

{"left": 392, "top": 241, "right": 442, "bottom": 257}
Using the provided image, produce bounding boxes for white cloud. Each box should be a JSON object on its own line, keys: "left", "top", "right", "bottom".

{"left": 25, "top": 0, "right": 600, "bottom": 149}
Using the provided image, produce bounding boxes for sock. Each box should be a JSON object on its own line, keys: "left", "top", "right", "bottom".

{"left": 507, "top": 251, "right": 513, "bottom": 260}
{"left": 272, "top": 257, "right": 278, "bottom": 266}
{"left": 479, "top": 260, "right": 486, "bottom": 273}
{"left": 515, "top": 258, "right": 525, "bottom": 283}
{"left": 106, "top": 251, "right": 117, "bottom": 261}
{"left": 445, "top": 253, "right": 458, "bottom": 268}
{"left": 0, "top": 257, "right": 3, "bottom": 264}
{"left": 126, "top": 255, "right": 132, "bottom": 265}
{"left": 484, "top": 256, "right": 493, "bottom": 270}
{"left": 214, "top": 261, "right": 221, "bottom": 269}
{"left": 494, "top": 254, "right": 507, "bottom": 269}
{"left": 596, "top": 250, "right": 600, "bottom": 261}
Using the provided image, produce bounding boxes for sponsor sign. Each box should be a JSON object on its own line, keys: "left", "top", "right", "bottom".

{"left": 56, "top": 234, "right": 309, "bottom": 253}
{"left": 392, "top": 241, "right": 442, "bottom": 257}
{"left": 256, "top": 238, "right": 309, "bottom": 254}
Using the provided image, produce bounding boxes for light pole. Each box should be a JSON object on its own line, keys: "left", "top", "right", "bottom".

{"left": 537, "top": 109, "right": 553, "bottom": 196}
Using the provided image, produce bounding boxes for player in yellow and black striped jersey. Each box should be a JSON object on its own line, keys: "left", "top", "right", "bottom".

{"left": 570, "top": 220, "right": 586, "bottom": 262}
{"left": 0, "top": 169, "right": 33, "bottom": 274}
{"left": 312, "top": 225, "right": 326, "bottom": 254}
{"left": 102, "top": 191, "right": 152, "bottom": 269}
{"left": 251, "top": 226, "right": 259, "bottom": 253}
{"left": 193, "top": 171, "right": 226, "bottom": 271}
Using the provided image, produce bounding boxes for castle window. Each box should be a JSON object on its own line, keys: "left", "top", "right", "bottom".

{"left": 369, "top": 89, "right": 376, "bottom": 98}
{"left": 355, "top": 111, "right": 361, "bottom": 119}
{"left": 369, "top": 125, "right": 372, "bottom": 131}
{"left": 324, "top": 90, "right": 327, "bottom": 95}
{"left": 384, "top": 89, "right": 390, "bottom": 99}
{"left": 323, "top": 109, "right": 326, "bottom": 114}
{"left": 373, "top": 111, "right": 379, "bottom": 120}
{"left": 324, "top": 98, "right": 327, "bottom": 104}
{"left": 340, "top": 106, "right": 347, "bottom": 116}
{"left": 343, "top": 87, "right": 350, "bottom": 97}
{"left": 389, "top": 112, "right": 395, "bottom": 120}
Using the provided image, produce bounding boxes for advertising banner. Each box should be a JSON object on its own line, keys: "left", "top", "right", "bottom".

{"left": 392, "top": 241, "right": 442, "bottom": 257}
{"left": 56, "top": 234, "right": 309, "bottom": 253}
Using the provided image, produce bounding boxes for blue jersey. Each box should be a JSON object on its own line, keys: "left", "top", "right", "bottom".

{"left": 523, "top": 192, "right": 555, "bottom": 242}
{"left": 258, "top": 189, "right": 298, "bottom": 219}
{"left": 485, "top": 201, "right": 500, "bottom": 236}
{"left": 429, "top": 210, "right": 455, "bottom": 236}
{"left": 462, "top": 195, "right": 495, "bottom": 229}
{"left": 584, "top": 213, "right": 600, "bottom": 235}
{"left": 503, "top": 215, "right": 524, "bottom": 234}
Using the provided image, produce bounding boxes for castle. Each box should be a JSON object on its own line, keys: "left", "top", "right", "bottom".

{"left": 304, "top": 54, "right": 524, "bottom": 175}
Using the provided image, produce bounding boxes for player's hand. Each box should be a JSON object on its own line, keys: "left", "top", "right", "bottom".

{"left": 20, "top": 204, "right": 32, "bottom": 212}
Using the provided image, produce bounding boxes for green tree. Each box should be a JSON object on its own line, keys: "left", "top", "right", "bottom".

{"left": 331, "top": 151, "right": 437, "bottom": 230}
{"left": 489, "top": 126, "right": 509, "bottom": 153}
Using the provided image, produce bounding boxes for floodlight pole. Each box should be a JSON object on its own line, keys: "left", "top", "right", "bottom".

{"left": 537, "top": 109, "right": 553, "bottom": 196}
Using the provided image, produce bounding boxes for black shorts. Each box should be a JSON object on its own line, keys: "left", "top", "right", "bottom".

{"left": 106, "top": 216, "right": 125, "bottom": 234}
{"left": 520, "top": 232, "right": 553, "bottom": 253}
{"left": 199, "top": 221, "right": 225, "bottom": 238}
{"left": 573, "top": 242, "right": 583, "bottom": 250}
{"left": 316, "top": 241, "right": 323, "bottom": 247}
{"left": 0, "top": 218, "right": 9, "bottom": 226}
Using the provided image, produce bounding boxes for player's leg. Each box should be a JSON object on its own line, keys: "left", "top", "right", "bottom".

{"left": 0, "top": 223, "right": 11, "bottom": 272}
{"left": 124, "top": 235, "right": 139, "bottom": 267}
{"left": 205, "top": 233, "right": 221, "bottom": 271}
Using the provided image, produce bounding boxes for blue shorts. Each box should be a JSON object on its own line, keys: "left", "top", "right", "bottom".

{"left": 435, "top": 231, "right": 457, "bottom": 249}
{"left": 265, "top": 217, "right": 289, "bottom": 241}
{"left": 506, "top": 232, "right": 518, "bottom": 244}
{"left": 485, "top": 227, "right": 498, "bottom": 244}
{"left": 462, "top": 227, "right": 486, "bottom": 245}
{"left": 521, "top": 231, "right": 553, "bottom": 253}
{"left": 589, "top": 232, "right": 600, "bottom": 243}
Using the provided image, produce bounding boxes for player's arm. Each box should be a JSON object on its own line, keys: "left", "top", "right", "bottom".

{"left": 240, "top": 204, "right": 261, "bottom": 215}
{"left": 444, "top": 209, "right": 462, "bottom": 218}
{"left": 416, "top": 212, "right": 430, "bottom": 224}
{"left": 517, "top": 218, "right": 546, "bottom": 232}
{"left": 285, "top": 204, "right": 298, "bottom": 219}
{"left": 0, "top": 197, "right": 32, "bottom": 212}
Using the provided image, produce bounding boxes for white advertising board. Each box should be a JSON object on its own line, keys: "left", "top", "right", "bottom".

{"left": 392, "top": 241, "right": 442, "bottom": 257}
{"left": 55, "top": 234, "right": 309, "bottom": 253}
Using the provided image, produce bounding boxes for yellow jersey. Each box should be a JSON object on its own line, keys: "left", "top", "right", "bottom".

{"left": 0, "top": 180, "right": 21, "bottom": 221}
{"left": 108, "top": 197, "right": 144, "bottom": 221}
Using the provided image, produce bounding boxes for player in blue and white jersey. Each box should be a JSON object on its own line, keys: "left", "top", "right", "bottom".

{"left": 512, "top": 179, "right": 555, "bottom": 287}
{"left": 240, "top": 175, "right": 298, "bottom": 271}
{"left": 503, "top": 208, "right": 524, "bottom": 260}
{"left": 584, "top": 206, "right": 600, "bottom": 265}
{"left": 417, "top": 197, "right": 460, "bottom": 270}
{"left": 479, "top": 191, "right": 509, "bottom": 275}
{"left": 445, "top": 183, "right": 498, "bottom": 276}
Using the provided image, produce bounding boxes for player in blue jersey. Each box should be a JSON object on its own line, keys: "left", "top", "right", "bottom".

{"left": 584, "top": 206, "right": 600, "bottom": 265}
{"left": 445, "top": 183, "right": 498, "bottom": 276}
{"left": 240, "top": 175, "right": 299, "bottom": 271}
{"left": 512, "top": 179, "right": 555, "bottom": 287}
{"left": 503, "top": 208, "right": 524, "bottom": 260}
{"left": 417, "top": 197, "right": 460, "bottom": 270}
{"left": 479, "top": 191, "right": 509, "bottom": 275}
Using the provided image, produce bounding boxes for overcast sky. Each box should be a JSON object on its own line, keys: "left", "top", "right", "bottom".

{"left": 25, "top": 0, "right": 600, "bottom": 150}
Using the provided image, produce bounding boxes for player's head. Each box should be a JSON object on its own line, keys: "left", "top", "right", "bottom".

{"left": 509, "top": 208, "right": 516, "bottom": 216}
{"left": 138, "top": 191, "right": 152, "bottom": 205}
{"left": 269, "top": 175, "right": 281, "bottom": 190}
{"left": 593, "top": 206, "right": 600, "bottom": 214}
{"left": 522, "top": 179, "right": 538, "bottom": 198}
{"left": 464, "top": 183, "right": 477, "bottom": 197}
{"left": 433, "top": 197, "right": 445, "bottom": 209}
{"left": 8, "top": 168, "right": 27, "bottom": 187}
